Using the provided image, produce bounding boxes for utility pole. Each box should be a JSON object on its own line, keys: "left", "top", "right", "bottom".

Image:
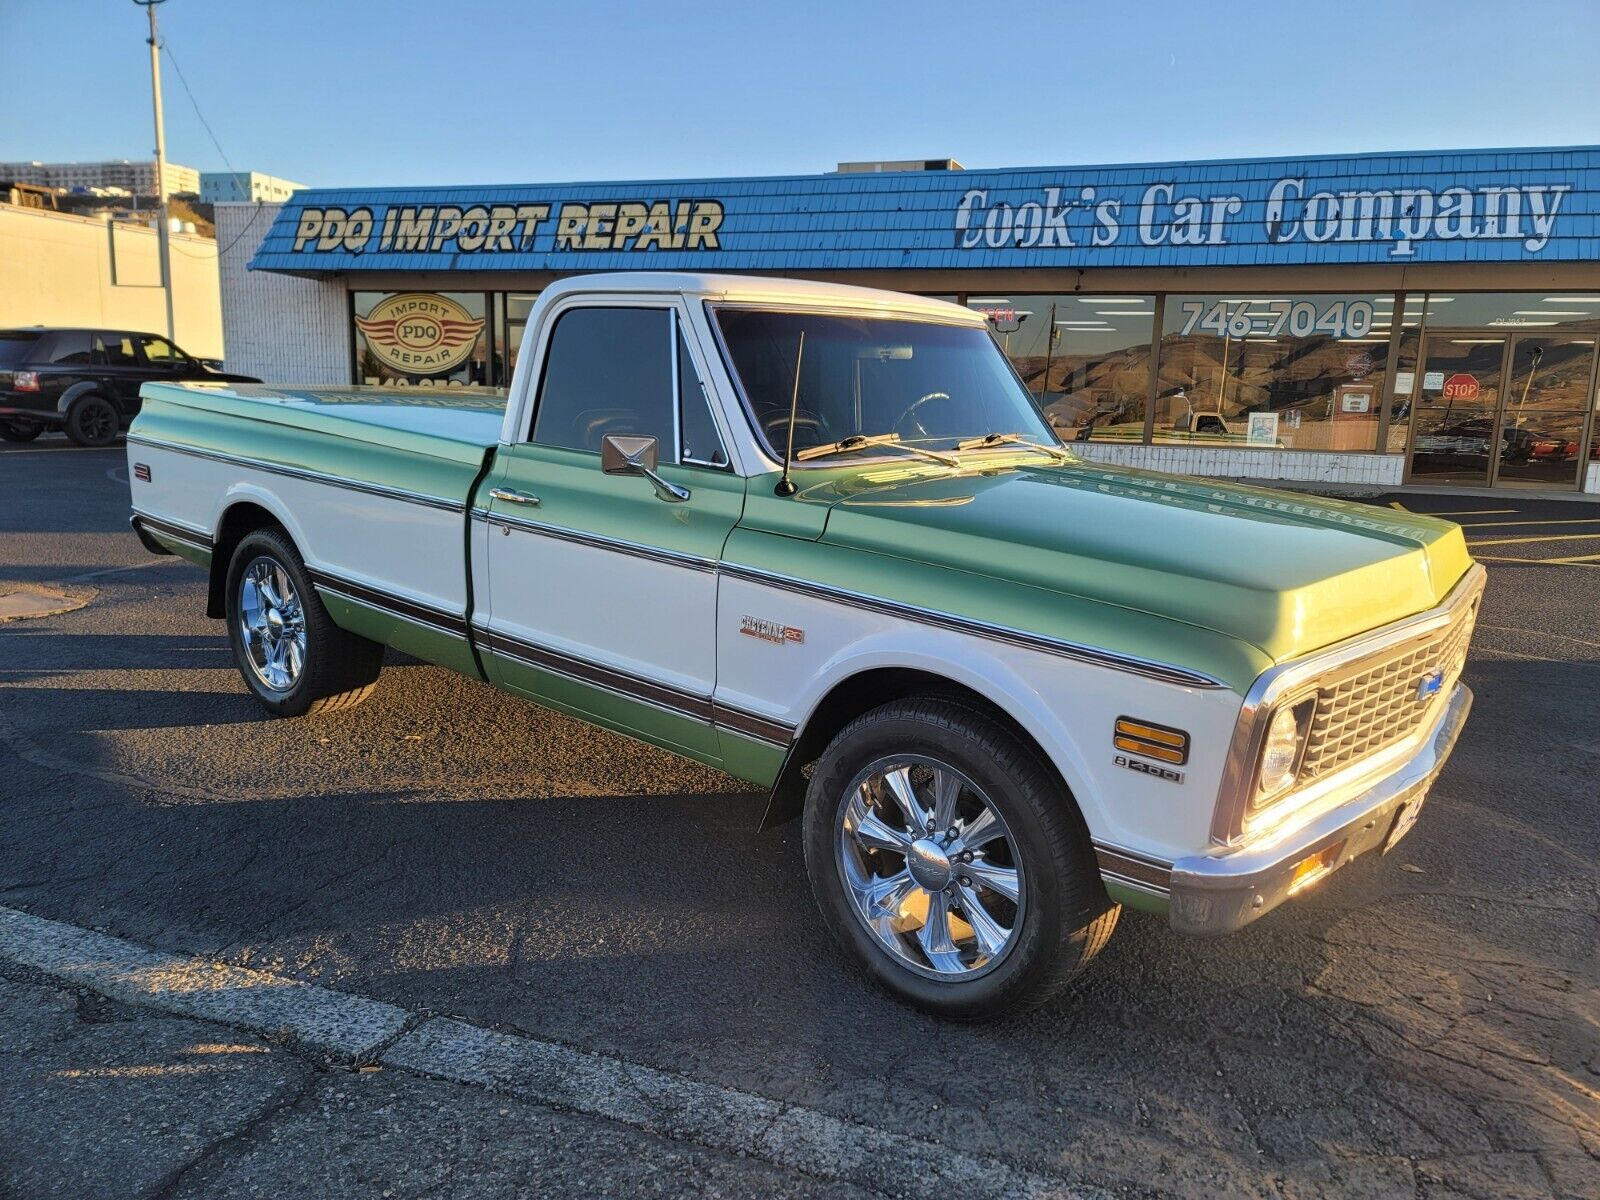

{"left": 134, "top": 0, "right": 175, "bottom": 341}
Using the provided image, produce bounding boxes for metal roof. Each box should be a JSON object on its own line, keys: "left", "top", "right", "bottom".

{"left": 250, "top": 145, "right": 1600, "bottom": 275}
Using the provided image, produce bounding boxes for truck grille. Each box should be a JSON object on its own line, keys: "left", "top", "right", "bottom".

{"left": 1299, "top": 598, "right": 1478, "bottom": 781}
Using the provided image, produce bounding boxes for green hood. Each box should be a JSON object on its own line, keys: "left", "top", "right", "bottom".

{"left": 809, "top": 457, "right": 1472, "bottom": 665}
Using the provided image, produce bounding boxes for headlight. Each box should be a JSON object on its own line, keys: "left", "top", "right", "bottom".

{"left": 1252, "top": 698, "right": 1314, "bottom": 807}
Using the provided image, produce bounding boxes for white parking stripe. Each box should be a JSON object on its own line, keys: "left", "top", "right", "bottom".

{"left": 0, "top": 906, "right": 410, "bottom": 1058}
{"left": 0, "top": 904, "right": 1098, "bottom": 1200}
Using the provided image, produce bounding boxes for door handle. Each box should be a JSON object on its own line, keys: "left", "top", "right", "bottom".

{"left": 489, "top": 488, "right": 541, "bottom": 507}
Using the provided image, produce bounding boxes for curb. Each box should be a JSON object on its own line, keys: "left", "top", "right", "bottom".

{"left": 0, "top": 905, "right": 1100, "bottom": 1200}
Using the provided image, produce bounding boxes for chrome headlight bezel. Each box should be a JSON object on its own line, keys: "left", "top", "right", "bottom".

{"left": 1245, "top": 694, "right": 1316, "bottom": 821}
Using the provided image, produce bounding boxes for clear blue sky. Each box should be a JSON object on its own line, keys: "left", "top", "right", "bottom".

{"left": 3, "top": 0, "right": 1598, "bottom": 187}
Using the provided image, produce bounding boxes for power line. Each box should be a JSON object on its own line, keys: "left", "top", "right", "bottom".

{"left": 160, "top": 34, "right": 237, "bottom": 177}
{"left": 158, "top": 32, "right": 272, "bottom": 259}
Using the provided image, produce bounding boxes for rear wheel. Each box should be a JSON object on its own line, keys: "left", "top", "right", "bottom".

{"left": 64, "top": 395, "right": 119, "bottom": 447}
{"left": 803, "top": 697, "right": 1118, "bottom": 1018}
{"left": 225, "top": 527, "right": 384, "bottom": 717}
{"left": 0, "top": 420, "right": 43, "bottom": 442}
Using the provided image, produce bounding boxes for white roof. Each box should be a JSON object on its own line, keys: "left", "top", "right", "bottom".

{"left": 538, "top": 272, "right": 984, "bottom": 323}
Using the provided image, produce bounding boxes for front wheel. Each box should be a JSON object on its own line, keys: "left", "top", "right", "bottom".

{"left": 225, "top": 527, "right": 384, "bottom": 717}
{"left": 803, "top": 697, "right": 1118, "bottom": 1018}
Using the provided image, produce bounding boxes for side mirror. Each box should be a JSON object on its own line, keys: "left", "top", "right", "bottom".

{"left": 600, "top": 434, "right": 690, "bottom": 503}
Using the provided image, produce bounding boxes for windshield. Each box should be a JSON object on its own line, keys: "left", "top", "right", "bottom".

{"left": 713, "top": 308, "right": 1056, "bottom": 462}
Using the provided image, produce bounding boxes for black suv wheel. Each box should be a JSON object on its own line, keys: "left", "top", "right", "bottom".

{"left": 0, "top": 420, "right": 43, "bottom": 443}
{"left": 64, "top": 395, "right": 119, "bottom": 447}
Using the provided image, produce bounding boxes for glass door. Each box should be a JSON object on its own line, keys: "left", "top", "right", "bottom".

{"left": 1407, "top": 335, "right": 1506, "bottom": 486}
{"left": 1495, "top": 335, "right": 1596, "bottom": 490}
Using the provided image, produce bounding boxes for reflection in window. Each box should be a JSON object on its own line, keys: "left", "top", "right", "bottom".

{"left": 1155, "top": 295, "right": 1396, "bottom": 451}
{"left": 533, "top": 307, "right": 674, "bottom": 454}
{"left": 1414, "top": 293, "right": 1600, "bottom": 330}
{"left": 677, "top": 331, "right": 726, "bottom": 467}
{"left": 966, "top": 296, "right": 1153, "bottom": 441}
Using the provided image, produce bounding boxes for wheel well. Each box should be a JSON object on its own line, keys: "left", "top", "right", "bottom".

{"left": 760, "top": 667, "right": 1060, "bottom": 829}
{"left": 206, "top": 502, "right": 284, "bottom": 618}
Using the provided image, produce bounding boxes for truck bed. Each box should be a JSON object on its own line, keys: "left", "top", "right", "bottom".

{"left": 128, "top": 383, "right": 510, "bottom": 680}
{"left": 137, "top": 382, "right": 507, "bottom": 461}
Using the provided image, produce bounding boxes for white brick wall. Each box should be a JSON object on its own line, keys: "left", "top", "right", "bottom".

{"left": 216, "top": 203, "right": 349, "bottom": 385}
{"left": 1072, "top": 442, "right": 1407, "bottom": 488}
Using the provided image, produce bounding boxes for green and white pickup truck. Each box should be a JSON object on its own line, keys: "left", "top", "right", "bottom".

{"left": 128, "top": 273, "right": 1481, "bottom": 1016}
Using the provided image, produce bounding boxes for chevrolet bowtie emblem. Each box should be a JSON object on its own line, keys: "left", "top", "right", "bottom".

{"left": 1416, "top": 670, "right": 1444, "bottom": 701}
{"left": 740, "top": 616, "right": 804, "bottom": 645}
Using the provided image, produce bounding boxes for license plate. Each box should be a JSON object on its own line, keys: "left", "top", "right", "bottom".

{"left": 1383, "top": 797, "right": 1425, "bottom": 853}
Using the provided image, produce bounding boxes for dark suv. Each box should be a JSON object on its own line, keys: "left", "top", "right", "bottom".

{"left": 0, "top": 328, "right": 260, "bottom": 447}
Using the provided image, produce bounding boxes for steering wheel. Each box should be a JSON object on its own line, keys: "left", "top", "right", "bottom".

{"left": 893, "top": 391, "right": 952, "bottom": 439}
{"left": 763, "top": 409, "right": 831, "bottom": 454}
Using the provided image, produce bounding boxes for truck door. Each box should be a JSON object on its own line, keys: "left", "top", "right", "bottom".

{"left": 477, "top": 301, "right": 743, "bottom": 763}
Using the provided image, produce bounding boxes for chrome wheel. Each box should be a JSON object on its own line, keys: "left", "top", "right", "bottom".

{"left": 836, "top": 755, "right": 1025, "bottom": 980}
{"left": 237, "top": 556, "right": 306, "bottom": 692}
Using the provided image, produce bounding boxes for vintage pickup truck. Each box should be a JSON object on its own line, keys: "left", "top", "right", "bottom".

{"left": 127, "top": 273, "right": 1481, "bottom": 1016}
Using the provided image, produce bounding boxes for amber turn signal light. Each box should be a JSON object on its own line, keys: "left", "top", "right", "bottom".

{"left": 1287, "top": 840, "right": 1347, "bottom": 894}
{"left": 1113, "top": 717, "right": 1190, "bottom": 766}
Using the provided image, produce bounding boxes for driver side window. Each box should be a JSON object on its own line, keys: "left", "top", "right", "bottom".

{"left": 531, "top": 307, "right": 674, "bottom": 454}
{"left": 138, "top": 335, "right": 188, "bottom": 366}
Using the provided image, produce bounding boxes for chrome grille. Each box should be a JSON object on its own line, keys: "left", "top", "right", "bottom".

{"left": 1299, "top": 599, "right": 1478, "bottom": 781}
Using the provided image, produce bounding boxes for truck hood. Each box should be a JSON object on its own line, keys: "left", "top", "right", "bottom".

{"left": 812, "top": 458, "right": 1473, "bottom": 663}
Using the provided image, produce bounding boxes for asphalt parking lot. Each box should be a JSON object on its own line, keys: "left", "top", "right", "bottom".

{"left": 1, "top": 434, "right": 1596, "bottom": 1200}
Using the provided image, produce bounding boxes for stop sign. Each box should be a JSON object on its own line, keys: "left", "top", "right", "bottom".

{"left": 1442, "top": 373, "right": 1480, "bottom": 400}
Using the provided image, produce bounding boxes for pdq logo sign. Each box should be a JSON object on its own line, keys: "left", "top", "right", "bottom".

{"left": 354, "top": 293, "right": 485, "bottom": 375}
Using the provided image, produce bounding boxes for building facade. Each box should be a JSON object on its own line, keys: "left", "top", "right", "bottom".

{"left": 0, "top": 203, "right": 223, "bottom": 359}
{"left": 221, "top": 146, "right": 1600, "bottom": 493}
{"left": 200, "top": 171, "right": 305, "bottom": 205}
{"left": 0, "top": 159, "right": 201, "bottom": 197}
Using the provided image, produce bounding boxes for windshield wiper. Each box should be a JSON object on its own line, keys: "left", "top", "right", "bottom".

{"left": 952, "top": 432, "right": 1072, "bottom": 462}
{"left": 794, "top": 432, "right": 959, "bottom": 467}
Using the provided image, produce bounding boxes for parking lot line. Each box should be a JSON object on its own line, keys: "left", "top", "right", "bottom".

{"left": 1474, "top": 553, "right": 1600, "bottom": 569}
{"left": 1465, "top": 532, "right": 1600, "bottom": 547}
{"left": 1429, "top": 508, "right": 1521, "bottom": 516}
{"left": 1457, "top": 517, "right": 1600, "bottom": 529}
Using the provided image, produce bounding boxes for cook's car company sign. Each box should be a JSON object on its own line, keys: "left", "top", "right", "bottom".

{"left": 250, "top": 147, "right": 1598, "bottom": 273}
{"left": 354, "top": 293, "right": 484, "bottom": 373}
{"left": 953, "top": 178, "right": 1572, "bottom": 259}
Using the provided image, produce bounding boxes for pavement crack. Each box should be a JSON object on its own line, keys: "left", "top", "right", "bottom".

{"left": 141, "top": 1066, "right": 319, "bottom": 1200}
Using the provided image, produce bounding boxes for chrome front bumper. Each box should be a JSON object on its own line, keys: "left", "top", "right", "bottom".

{"left": 1168, "top": 682, "right": 1473, "bottom": 936}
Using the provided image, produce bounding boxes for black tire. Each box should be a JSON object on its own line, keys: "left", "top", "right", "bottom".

{"left": 64, "top": 394, "right": 119, "bottom": 447}
{"left": 224, "top": 527, "right": 384, "bottom": 717}
{"left": 0, "top": 420, "right": 43, "bottom": 442}
{"left": 803, "top": 697, "right": 1119, "bottom": 1018}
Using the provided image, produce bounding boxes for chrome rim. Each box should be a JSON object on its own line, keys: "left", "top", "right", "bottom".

{"left": 836, "top": 755, "right": 1025, "bottom": 981}
{"left": 237, "top": 555, "right": 306, "bottom": 692}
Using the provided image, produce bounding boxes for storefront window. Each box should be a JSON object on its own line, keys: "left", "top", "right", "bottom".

{"left": 967, "top": 295, "right": 1153, "bottom": 440}
{"left": 1385, "top": 325, "right": 1423, "bottom": 452}
{"left": 352, "top": 291, "right": 494, "bottom": 389}
{"left": 1156, "top": 294, "right": 1394, "bottom": 451}
{"left": 497, "top": 292, "right": 540, "bottom": 384}
{"left": 1388, "top": 294, "right": 1600, "bottom": 455}
{"left": 1412, "top": 292, "right": 1600, "bottom": 330}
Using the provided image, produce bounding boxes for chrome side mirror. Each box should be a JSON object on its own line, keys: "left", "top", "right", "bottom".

{"left": 600, "top": 434, "right": 690, "bottom": 503}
